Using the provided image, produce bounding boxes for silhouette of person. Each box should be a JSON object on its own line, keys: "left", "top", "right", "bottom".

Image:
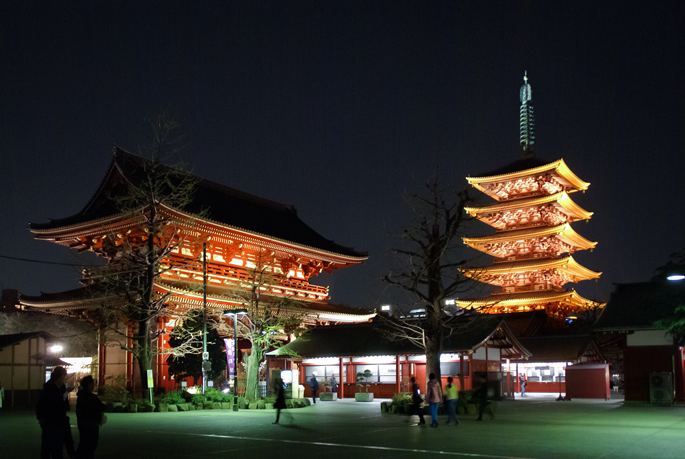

{"left": 37, "top": 366, "right": 69, "bottom": 458}
{"left": 410, "top": 376, "right": 425, "bottom": 426}
{"left": 308, "top": 374, "right": 319, "bottom": 404}
{"left": 273, "top": 377, "right": 287, "bottom": 424}
{"left": 76, "top": 376, "right": 105, "bottom": 459}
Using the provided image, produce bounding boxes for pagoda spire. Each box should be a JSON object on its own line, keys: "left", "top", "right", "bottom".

{"left": 519, "top": 71, "right": 535, "bottom": 156}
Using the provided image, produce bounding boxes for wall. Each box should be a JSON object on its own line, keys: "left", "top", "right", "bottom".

{"left": 624, "top": 344, "right": 684, "bottom": 403}
{"left": 0, "top": 336, "right": 47, "bottom": 408}
{"left": 566, "top": 364, "right": 609, "bottom": 399}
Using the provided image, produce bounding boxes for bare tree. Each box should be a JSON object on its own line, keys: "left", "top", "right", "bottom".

{"left": 213, "top": 248, "right": 308, "bottom": 400}
{"left": 89, "top": 111, "right": 203, "bottom": 393}
{"left": 383, "top": 174, "right": 480, "bottom": 384}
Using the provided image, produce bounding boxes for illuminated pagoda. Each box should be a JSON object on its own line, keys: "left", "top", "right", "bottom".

{"left": 19, "top": 147, "right": 373, "bottom": 389}
{"left": 456, "top": 73, "right": 603, "bottom": 319}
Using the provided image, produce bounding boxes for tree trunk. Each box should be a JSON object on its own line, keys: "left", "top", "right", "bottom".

{"left": 425, "top": 330, "right": 442, "bottom": 386}
{"left": 244, "top": 342, "right": 262, "bottom": 400}
{"left": 136, "top": 319, "right": 153, "bottom": 397}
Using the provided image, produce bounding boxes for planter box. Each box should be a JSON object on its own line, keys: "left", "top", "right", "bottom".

{"left": 143, "top": 405, "right": 154, "bottom": 412}
{"left": 232, "top": 404, "right": 239, "bottom": 411}
{"left": 194, "top": 404, "right": 203, "bottom": 410}
{"left": 380, "top": 402, "right": 389, "bottom": 412}
{"left": 248, "top": 402, "right": 258, "bottom": 410}
{"left": 204, "top": 402, "right": 213, "bottom": 410}
{"left": 157, "top": 403, "right": 168, "bottom": 413}
{"left": 265, "top": 403, "right": 274, "bottom": 410}
{"left": 112, "top": 402, "right": 123, "bottom": 413}
{"left": 168, "top": 405, "right": 178, "bottom": 412}
{"left": 188, "top": 405, "right": 195, "bottom": 411}
{"left": 238, "top": 399, "right": 248, "bottom": 409}
{"left": 177, "top": 403, "right": 188, "bottom": 411}
{"left": 319, "top": 392, "right": 338, "bottom": 401}
{"left": 257, "top": 400, "right": 266, "bottom": 409}
{"left": 389, "top": 405, "right": 397, "bottom": 414}
{"left": 125, "top": 404, "right": 138, "bottom": 413}
{"left": 212, "top": 402, "right": 222, "bottom": 410}
{"left": 221, "top": 402, "right": 232, "bottom": 410}
{"left": 355, "top": 393, "right": 374, "bottom": 402}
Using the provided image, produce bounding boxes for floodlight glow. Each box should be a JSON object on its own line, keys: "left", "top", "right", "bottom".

{"left": 49, "top": 345, "right": 63, "bottom": 353}
{"left": 222, "top": 388, "right": 230, "bottom": 394}
{"left": 223, "top": 308, "right": 248, "bottom": 316}
{"left": 667, "top": 274, "right": 685, "bottom": 281}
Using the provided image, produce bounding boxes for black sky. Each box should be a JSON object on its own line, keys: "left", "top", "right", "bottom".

{"left": 1, "top": 1, "right": 684, "bottom": 310}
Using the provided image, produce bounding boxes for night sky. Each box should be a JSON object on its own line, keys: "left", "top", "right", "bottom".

{"left": 1, "top": 1, "right": 684, "bottom": 311}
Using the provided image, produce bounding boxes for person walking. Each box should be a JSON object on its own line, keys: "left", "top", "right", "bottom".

{"left": 0, "top": 378, "right": 4, "bottom": 410}
{"left": 308, "top": 374, "right": 319, "bottom": 404}
{"left": 426, "top": 373, "right": 443, "bottom": 428}
{"left": 410, "top": 377, "right": 425, "bottom": 426}
{"left": 36, "top": 366, "right": 69, "bottom": 459}
{"left": 272, "top": 377, "right": 287, "bottom": 424}
{"left": 75, "top": 376, "right": 105, "bottom": 459}
{"left": 519, "top": 373, "right": 527, "bottom": 397}
{"left": 444, "top": 377, "right": 459, "bottom": 426}
{"left": 475, "top": 375, "right": 494, "bottom": 421}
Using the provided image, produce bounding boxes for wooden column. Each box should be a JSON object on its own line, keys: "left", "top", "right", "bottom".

{"left": 339, "top": 357, "right": 344, "bottom": 399}
{"left": 395, "top": 355, "right": 400, "bottom": 394}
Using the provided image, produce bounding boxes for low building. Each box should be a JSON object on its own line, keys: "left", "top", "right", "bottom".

{"left": 0, "top": 332, "right": 59, "bottom": 408}
{"left": 594, "top": 281, "right": 685, "bottom": 404}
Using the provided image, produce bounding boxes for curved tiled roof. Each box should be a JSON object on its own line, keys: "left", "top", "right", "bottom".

{"left": 30, "top": 147, "right": 366, "bottom": 259}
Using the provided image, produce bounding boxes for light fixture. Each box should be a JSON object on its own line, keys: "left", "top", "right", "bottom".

{"left": 49, "top": 345, "right": 63, "bottom": 354}
{"left": 667, "top": 274, "right": 685, "bottom": 281}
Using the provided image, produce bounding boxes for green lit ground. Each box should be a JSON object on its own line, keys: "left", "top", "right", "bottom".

{"left": 2, "top": 394, "right": 684, "bottom": 459}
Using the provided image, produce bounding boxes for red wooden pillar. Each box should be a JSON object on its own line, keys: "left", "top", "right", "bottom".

{"left": 395, "top": 355, "right": 400, "bottom": 394}
{"left": 339, "top": 357, "right": 344, "bottom": 399}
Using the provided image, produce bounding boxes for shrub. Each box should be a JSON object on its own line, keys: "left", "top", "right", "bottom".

{"left": 191, "top": 393, "right": 206, "bottom": 405}
{"left": 161, "top": 391, "right": 185, "bottom": 405}
{"left": 391, "top": 392, "right": 412, "bottom": 406}
{"left": 135, "top": 398, "right": 153, "bottom": 408}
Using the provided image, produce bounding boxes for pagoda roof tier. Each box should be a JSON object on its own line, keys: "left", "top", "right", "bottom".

{"left": 466, "top": 158, "right": 589, "bottom": 201}
{"left": 29, "top": 147, "right": 367, "bottom": 262}
{"left": 454, "top": 290, "right": 604, "bottom": 315}
{"left": 17, "top": 284, "right": 376, "bottom": 324}
{"left": 464, "top": 191, "right": 593, "bottom": 229}
{"left": 462, "top": 223, "right": 597, "bottom": 257}
{"left": 462, "top": 255, "right": 602, "bottom": 284}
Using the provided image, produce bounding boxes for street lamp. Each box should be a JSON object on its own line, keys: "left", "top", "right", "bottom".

{"left": 223, "top": 309, "right": 248, "bottom": 398}
{"left": 667, "top": 274, "right": 685, "bottom": 281}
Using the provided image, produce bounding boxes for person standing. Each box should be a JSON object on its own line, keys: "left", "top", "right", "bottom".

{"left": 75, "top": 376, "right": 105, "bottom": 459}
{"left": 444, "top": 377, "right": 459, "bottom": 426}
{"left": 329, "top": 375, "right": 337, "bottom": 394}
{"left": 519, "top": 373, "right": 527, "bottom": 397}
{"left": 410, "top": 377, "right": 425, "bottom": 426}
{"left": 308, "top": 374, "right": 319, "bottom": 404}
{"left": 36, "top": 366, "right": 69, "bottom": 459}
{"left": 426, "top": 373, "right": 443, "bottom": 428}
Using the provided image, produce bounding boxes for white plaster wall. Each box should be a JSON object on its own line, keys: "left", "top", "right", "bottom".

{"left": 626, "top": 330, "right": 673, "bottom": 346}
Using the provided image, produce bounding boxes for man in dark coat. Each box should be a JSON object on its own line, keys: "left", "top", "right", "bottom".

{"left": 76, "top": 376, "right": 105, "bottom": 459}
{"left": 308, "top": 374, "right": 319, "bottom": 404}
{"left": 36, "top": 366, "right": 69, "bottom": 459}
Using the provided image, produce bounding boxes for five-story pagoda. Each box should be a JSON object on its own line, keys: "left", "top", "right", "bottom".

{"left": 456, "top": 73, "right": 603, "bottom": 319}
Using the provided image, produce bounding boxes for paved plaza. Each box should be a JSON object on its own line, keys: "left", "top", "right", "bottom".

{"left": 2, "top": 395, "right": 684, "bottom": 459}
